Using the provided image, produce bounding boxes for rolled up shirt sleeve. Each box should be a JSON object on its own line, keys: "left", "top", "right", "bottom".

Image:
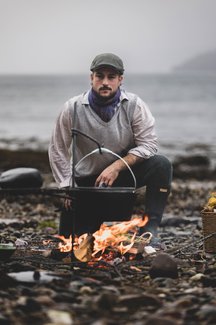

{"left": 128, "top": 97, "right": 158, "bottom": 159}
{"left": 48, "top": 102, "right": 73, "bottom": 188}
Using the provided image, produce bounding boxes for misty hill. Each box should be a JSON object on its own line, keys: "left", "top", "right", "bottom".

{"left": 173, "top": 50, "right": 216, "bottom": 72}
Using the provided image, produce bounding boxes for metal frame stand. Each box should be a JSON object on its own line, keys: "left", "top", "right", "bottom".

{"left": 70, "top": 102, "right": 103, "bottom": 263}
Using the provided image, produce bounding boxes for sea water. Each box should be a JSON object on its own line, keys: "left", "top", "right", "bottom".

{"left": 0, "top": 73, "right": 215, "bottom": 161}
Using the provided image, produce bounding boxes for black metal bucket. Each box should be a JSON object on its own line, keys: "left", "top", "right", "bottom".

{"left": 59, "top": 147, "right": 137, "bottom": 236}
{"left": 60, "top": 186, "right": 136, "bottom": 236}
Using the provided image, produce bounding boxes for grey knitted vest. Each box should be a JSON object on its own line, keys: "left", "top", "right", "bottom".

{"left": 69, "top": 91, "right": 137, "bottom": 178}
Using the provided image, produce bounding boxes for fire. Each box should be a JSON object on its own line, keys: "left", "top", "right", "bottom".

{"left": 55, "top": 215, "right": 149, "bottom": 259}
{"left": 93, "top": 216, "right": 148, "bottom": 256}
{"left": 57, "top": 235, "right": 73, "bottom": 252}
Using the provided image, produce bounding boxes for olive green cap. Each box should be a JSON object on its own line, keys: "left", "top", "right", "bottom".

{"left": 90, "top": 53, "right": 124, "bottom": 74}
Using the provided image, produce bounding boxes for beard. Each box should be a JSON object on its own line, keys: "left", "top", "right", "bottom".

{"left": 95, "top": 87, "right": 116, "bottom": 102}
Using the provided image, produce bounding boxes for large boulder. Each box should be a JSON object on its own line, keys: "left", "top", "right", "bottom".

{"left": 0, "top": 168, "right": 43, "bottom": 188}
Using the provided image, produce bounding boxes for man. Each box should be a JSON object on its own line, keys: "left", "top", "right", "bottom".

{"left": 49, "top": 53, "right": 172, "bottom": 243}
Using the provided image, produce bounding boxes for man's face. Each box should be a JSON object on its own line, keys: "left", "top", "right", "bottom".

{"left": 91, "top": 67, "right": 123, "bottom": 99}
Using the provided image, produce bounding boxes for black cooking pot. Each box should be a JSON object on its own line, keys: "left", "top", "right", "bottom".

{"left": 59, "top": 147, "right": 137, "bottom": 236}
{"left": 59, "top": 186, "right": 136, "bottom": 236}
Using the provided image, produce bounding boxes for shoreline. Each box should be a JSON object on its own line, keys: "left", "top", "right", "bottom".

{"left": 0, "top": 138, "right": 215, "bottom": 181}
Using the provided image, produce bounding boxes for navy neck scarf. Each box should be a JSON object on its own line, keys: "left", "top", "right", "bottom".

{"left": 88, "top": 88, "right": 121, "bottom": 122}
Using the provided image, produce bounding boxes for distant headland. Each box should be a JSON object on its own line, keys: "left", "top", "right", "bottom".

{"left": 173, "top": 49, "right": 216, "bottom": 73}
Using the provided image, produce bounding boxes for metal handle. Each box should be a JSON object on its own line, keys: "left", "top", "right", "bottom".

{"left": 75, "top": 147, "right": 137, "bottom": 189}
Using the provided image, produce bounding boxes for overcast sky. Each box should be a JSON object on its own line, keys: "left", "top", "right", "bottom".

{"left": 0, "top": 0, "right": 216, "bottom": 74}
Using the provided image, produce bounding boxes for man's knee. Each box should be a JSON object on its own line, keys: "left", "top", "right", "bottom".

{"left": 149, "top": 155, "right": 173, "bottom": 186}
{"left": 151, "top": 154, "right": 171, "bottom": 168}
{"left": 156, "top": 155, "right": 172, "bottom": 173}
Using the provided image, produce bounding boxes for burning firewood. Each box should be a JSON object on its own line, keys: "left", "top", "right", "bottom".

{"left": 127, "top": 232, "right": 152, "bottom": 255}
{"left": 48, "top": 216, "right": 152, "bottom": 262}
{"left": 92, "top": 215, "right": 149, "bottom": 257}
{"left": 73, "top": 234, "right": 94, "bottom": 262}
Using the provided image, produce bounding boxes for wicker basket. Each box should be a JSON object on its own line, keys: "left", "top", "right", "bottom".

{"left": 201, "top": 211, "right": 216, "bottom": 253}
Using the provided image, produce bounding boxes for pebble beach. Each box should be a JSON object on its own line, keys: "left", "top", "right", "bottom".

{"left": 0, "top": 139, "right": 216, "bottom": 324}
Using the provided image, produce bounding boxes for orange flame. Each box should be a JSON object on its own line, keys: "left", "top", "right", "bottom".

{"left": 55, "top": 215, "right": 148, "bottom": 258}
{"left": 57, "top": 235, "right": 73, "bottom": 252}
{"left": 93, "top": 216, "right": 148, "bottom": 256}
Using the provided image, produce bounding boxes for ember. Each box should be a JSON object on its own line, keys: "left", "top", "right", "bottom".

{"left": 54, "top": 215, "right": 150, "bottom": 261}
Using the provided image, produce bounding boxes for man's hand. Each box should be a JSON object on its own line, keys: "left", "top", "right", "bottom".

{"left": 61, "top": 187, "right": 72, "bottom": 210}
{"left": 95, "top": 153, "right": 143, "bottom": 187}
{"left": 95, "top": 165, "right": 120, "bottom": 187}
{"left": 64, "top": 198, "right": 72, "bottom": 210}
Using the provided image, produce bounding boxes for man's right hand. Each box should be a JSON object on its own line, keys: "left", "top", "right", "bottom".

{"left": 61, "top": 187, "right": 72, "bottom": 210}
{"left": 64, "top": 198, "right": 72, "bottom": 210}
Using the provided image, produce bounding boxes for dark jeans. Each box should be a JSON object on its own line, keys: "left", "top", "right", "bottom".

{"left": 59, "top": 155, "right": 172, "bottom": 237}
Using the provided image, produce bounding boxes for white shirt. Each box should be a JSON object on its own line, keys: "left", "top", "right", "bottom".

{"left": 49, "top": 90, "right": 158, "bottom": 187}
